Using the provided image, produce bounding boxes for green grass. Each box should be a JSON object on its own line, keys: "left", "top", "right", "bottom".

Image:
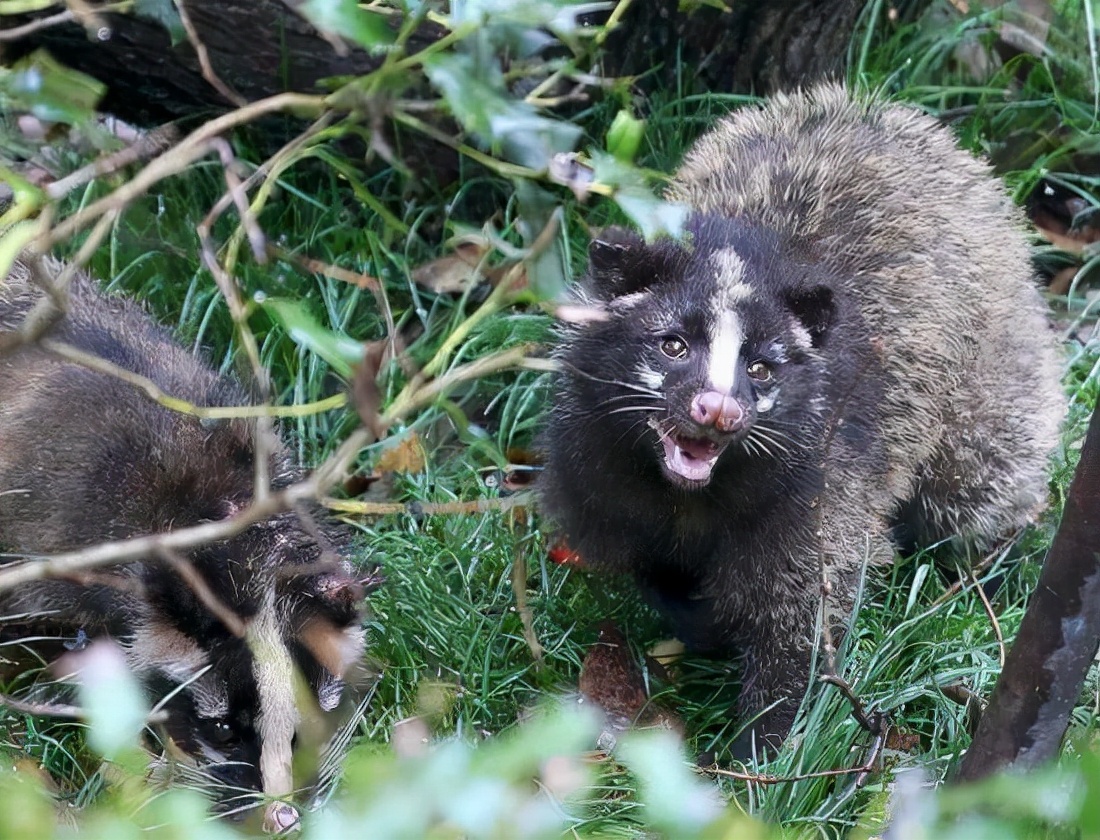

{"left": 2, "top": 0, "right": 1100, "bottom": 836}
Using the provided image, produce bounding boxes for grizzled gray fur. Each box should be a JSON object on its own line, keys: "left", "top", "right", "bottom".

{"left": 539, "top": 85, "right": 1064, "bottom": 750}
{"left": 0, "top": 258, "right": 372, "bottom": 829}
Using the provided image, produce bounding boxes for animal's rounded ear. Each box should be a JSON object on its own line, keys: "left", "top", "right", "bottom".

{"left": 585, "top": 226, "right": 647, "bottom": 300}
{"left": 784, "top": 285, "right": 834, "bottom": 349}
{"left": 588, "top": 227, "right": 645, "bottom": 272}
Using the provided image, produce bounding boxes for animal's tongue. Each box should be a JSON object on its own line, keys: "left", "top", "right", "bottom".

{"left": 662, "top": 435, "right": 721, "bottom": 482}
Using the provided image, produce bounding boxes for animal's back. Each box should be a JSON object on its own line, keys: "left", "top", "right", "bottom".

{"left": 0, "top": 257, "right": 259, "bottom": 553}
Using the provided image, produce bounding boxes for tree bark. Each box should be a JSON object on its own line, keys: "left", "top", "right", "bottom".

{"left": 598, "top": 0, "right": 881, "bottom": 96}
{"left": 956, "top": 405, "right": 1100, "bottom": 781}
{"left": 1, "top": 0, "right": 925, "bottom": 127}
{"left": 1, "top": 1, "right": 439, "bottom": 125}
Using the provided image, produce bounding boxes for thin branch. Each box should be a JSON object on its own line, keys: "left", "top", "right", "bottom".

{"left": 702, "top": 750, "right": 881, "bottom": 786}
{"left": 37, "top": 92, "right": 326, "bottom": 253}
{"left": 0, "top": 691, "right": 168, "bottom": 724}
{"left": 322, "top": 493, "right": 530, "bottom": 517}
{"left": 0, "top": 343, "right": 537, "bottom": 592}
{"left": 0, "top": 0, "right": 132, "bottom": 40}
{"left": 156, "top": 549, "right": 247, "bottom": 637}
{"left": 46, "top": 125, "right": 180, "bottom": 201}
{"left": 970, "top": 568, "right": 1006, "bottom": 668}
{"left": 173, "top": 0, "right": 248, "bottom": 107}
{"left": 196, "top": 139, "right": 274, "bottom": 503}
{"left": 43, "top": 337, "right": 347, "bottom": 418}
{"left": 0, "top": 8, "right": 75, "bottom": 41}
{"left": 0, "top": 692, "right": 85, "bottom": 719}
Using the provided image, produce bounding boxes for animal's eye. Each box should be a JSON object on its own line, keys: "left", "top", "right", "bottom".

{"left": 211, "top": 721, "right": 238, "bottom": 744}
{"left": 660, "top": 335, "right": 688, "bottom": 359}
{"left": 746, "top": 360, "right": 772, "bottom": 382}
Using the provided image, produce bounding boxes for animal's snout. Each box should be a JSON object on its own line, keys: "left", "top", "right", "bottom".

{"left": 690, "top": 391, "right": 745, "bottom": 433}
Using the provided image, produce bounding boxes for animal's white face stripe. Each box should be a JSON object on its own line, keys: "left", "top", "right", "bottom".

{"left": 249, "top": 592, "right": 299, "bottom": 799}
{"left": 707, "top": 310, "right": 743, "bottom": 395}
{"left": 611, "top": 291, "right": 651, "bottom": 309}
{"left": 635, "top": 361, "right": 663, "bottom": 391}
{"left": 710, "top": 248, "right": 753, "bottom": 308}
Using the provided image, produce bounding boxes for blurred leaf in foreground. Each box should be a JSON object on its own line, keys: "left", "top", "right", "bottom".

{"left": 0, "top": 49, "right": 105, "bottom": 125}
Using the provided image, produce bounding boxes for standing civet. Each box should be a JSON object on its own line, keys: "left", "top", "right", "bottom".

{"left": 0, "top": 257, "right": 374, "bottom": 830}
{"left": 539, "top": 85, "right": 1064, "bottom": 750}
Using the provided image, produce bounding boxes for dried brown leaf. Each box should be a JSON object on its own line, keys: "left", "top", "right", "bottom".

{"left": 376, "top": 432, "right": 427, "bottom": 474}
{"left": 578, "top": 622, "right": 648, "bottom": 723}
{"left": 411, "top": 241, "right": 490, "bottom": 294}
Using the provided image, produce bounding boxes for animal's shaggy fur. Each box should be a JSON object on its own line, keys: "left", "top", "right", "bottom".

{"left": 0, "top": 258, "right": 372, "bottom": 827}
{"left": 539, "top": 85, "right": 1065, "bottom": 749}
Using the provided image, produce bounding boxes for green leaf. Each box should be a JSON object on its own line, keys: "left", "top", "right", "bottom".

{"left": 77, "top": 642, "right": 149, "bottom": 761}
{"left": 0, "top": 767, "right": 57, "bottom": 840}
{"left": 617, "top": 730, "right": 724, "bottom": 835}
{"left": 424, "top": 53, "right": 581, "bottom": 169}
{"left": 589, "top": 151, "right": 688, "bottom": 241}
{"left": 515, "top": 180, "right": 569, "bottom": 300}
{"left": 257, "top": 295, "right": 365, "bottom": 378}
{"left": 133, "top": 0, "right": 186, "bottom": 46}
{"left": 0, "top": 49, "right": 105, "bottom": 125}
{"left": 448, "top": 0, "right": 599, "bottom": 35}
{"left": 606, "top": 109, "right": 646, "bottom": 163}
{"left": 298, "top": 0, "right": 394, "bottom": 51}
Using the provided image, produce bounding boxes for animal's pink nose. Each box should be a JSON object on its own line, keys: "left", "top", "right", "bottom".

{"left": 690, "top": 391, "right": 745, "bottom": 433}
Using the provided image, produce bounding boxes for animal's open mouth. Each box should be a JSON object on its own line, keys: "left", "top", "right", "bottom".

{"left": 659, "top": 431, "right": 726, "bottom": 484}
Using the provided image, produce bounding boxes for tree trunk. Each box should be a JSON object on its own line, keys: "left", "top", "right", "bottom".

{"left": 1, "top": 0, "right": 439, "bottom": 125}
{"left": 2, "top": 0, "right": 919, "bottom": 127}
{"left": 599, "top": 0, "right": 880, "bottom": 96}
{"left": 956, "top": 405, "right": 1100, "bottom": 781}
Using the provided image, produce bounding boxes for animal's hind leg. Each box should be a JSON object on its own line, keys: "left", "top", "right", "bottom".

{"left": 900, "top": 402, "right": 1057, "bottom": 550}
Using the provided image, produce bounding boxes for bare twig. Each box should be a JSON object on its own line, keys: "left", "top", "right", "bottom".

{"left": 0, "top": 0, "right": 131, "bottom": 40}
{"left": 267, "top": 246, "right": 381, "bottom": 292}
{"left": 970, "top": 568, "right": 1006, "bottom": 668}
{"left": 0, "top": 692, "right": 85, "bottom": 719}
{"left": 268, "top": 244, "right": 399, "bottom": 365}
{"left": 929, "top": 533, "right": 1020, "bottom": 609}
{"left": 702, "top": 752, "right": 881, "bottom": 786}
{"left": 41, "top": 338, "right": 347, "bottom": 418}
{"left": 0, "top": 9, "right": 74, "bottom": 41}
{"left": 156, "top": 549, "right": 247, "bottom": 637}
{"left": 0, "top": 343, "right": 536, "bottom": 592}
{"left": 0, "top": 691, "right": 168, "bottom": 724}
{"left": 196, "top": 138, "right": 274, "bottom": 503}
{"left": 322, "top": 493, "right": 531, "bottom": 517}
{"left": 203, "top": 113, "right": 334, "bottom": 275}
{"left": 46, "top": 125, "right": 180, "bottom": 201}
{"left": 37, "top": 92, "right": 326, "bottom": 253}
{"left": 173, "top": 0, "right": 248, "bottom": 107}
{"left": 202, "top": 136, "right": 266, "bottom": 263}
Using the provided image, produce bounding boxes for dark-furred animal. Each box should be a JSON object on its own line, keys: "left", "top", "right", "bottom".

{"left": 539, "top": 85, "right": 1064, "bottom": 750}
{"left": 0, "top": 257, "right": 373, "bottom": 830}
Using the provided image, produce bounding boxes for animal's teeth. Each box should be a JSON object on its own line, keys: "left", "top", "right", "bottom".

{"left": 661, "top": 436, "right": 719, "bottom": 482}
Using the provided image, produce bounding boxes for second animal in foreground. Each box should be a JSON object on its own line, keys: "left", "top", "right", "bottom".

{"left": 0, "top": 258, "right": 374, "bottom": 831}
{"left": 539, "top": 85, "right": 1065, "bottom": 750}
